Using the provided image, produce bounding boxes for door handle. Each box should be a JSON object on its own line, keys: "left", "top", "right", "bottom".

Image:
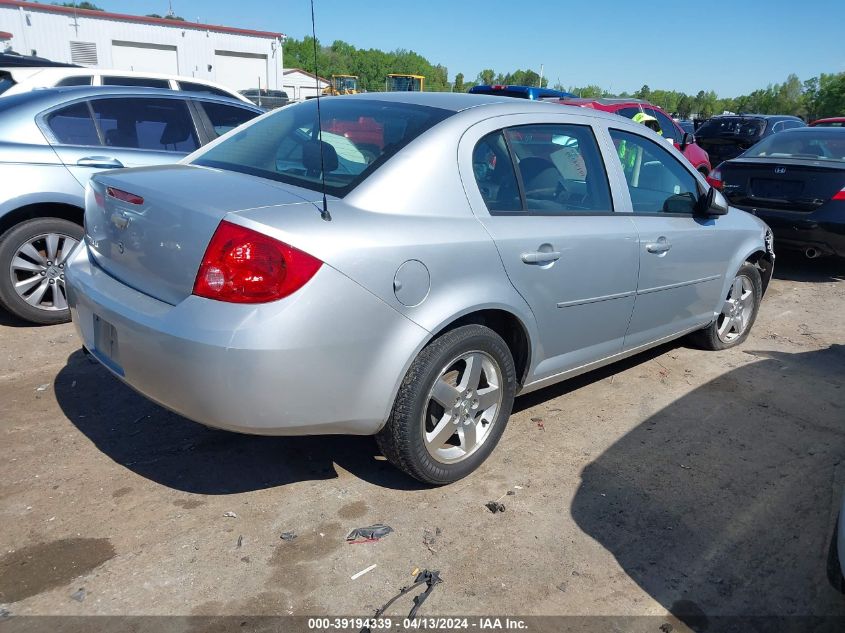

{"left": 77, "top": 156, "right": 124, "bottom": 169}
{"left": 646, "top": 238, "right": 671, "bottom": 254}
{"left": 521, "top": 250, "right": 561, "bottom": 264}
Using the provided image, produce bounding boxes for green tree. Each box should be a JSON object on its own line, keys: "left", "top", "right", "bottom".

{"left": 477, "top": 69, "right": 495, "bottom": 85}
{"left": 55, "top": 2, "right": 103, "bottom": 9}
{"left": 454, "top": 72, "right": 465, "bottom": 93}
{"left": 635, "top": 84, "right": 651, "bottom": 100}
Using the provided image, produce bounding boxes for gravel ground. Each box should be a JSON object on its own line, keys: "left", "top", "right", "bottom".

{"left": 1, "top": 254, "right": 844, "bottom": 628}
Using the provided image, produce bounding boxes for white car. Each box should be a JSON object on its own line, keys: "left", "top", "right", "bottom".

{"left": 0, "top": 66, "right": 251, "bottom": 104}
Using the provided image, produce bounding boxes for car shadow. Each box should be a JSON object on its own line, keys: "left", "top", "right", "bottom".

{"left": 54, "top": 350, "right": 429, "bottom": 494}
{"left": 571, "top": 344, "right": 845, "bottom": 626}
{"left": 514, "top": 341, "right": 681, "bottom": 413}
{"left": 773, "top": 252, "right": 845, "bottom": 283}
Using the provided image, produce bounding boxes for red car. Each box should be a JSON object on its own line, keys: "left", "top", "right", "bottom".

{"left": 809, "top": 117, "right": 845, "bottom": 127}
{"left": 558, "top": 98, "right": 712, "bottom": 176}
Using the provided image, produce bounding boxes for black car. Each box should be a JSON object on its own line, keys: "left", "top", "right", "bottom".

{"left": 711, "top": 127, "right": 845, "bottom": 258}
{"left": 696, "top": 114, "right": 806, "bottom": 165}
{"left": 239, "top": 89, "right": 289, "bottom": 109}
{"left": 0, "top": 51, "right": 79, "bottom": 68}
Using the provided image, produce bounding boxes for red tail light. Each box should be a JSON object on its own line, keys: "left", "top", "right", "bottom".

{"left": 106, "top": 187, "right": 144, "bottom": 205}
{"left": 193, "top": 221, "right": 322, "bottom": 303}
{"left": 706, "top": 166, "right": 724, "bottom": 190}
{"left": 833, "top": 187, "right": 845, "bottom": 201}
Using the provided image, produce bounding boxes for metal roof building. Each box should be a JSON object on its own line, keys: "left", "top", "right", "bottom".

{"left": 0, "top": 0, "right": 285, "bottom": 91}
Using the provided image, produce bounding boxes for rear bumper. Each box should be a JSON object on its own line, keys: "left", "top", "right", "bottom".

{"left": 65, "top": 245, "right": 428, "bottom": 436}
{"left": 738, "top": 208, "right": 845, "bottom": 257}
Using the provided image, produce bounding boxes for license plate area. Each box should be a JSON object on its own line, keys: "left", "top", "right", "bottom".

{"left": 751, "top": 178, "right": 803, "bottom": 198}
{"left": 92, "top": 314, "right": 124, "bottom": 376}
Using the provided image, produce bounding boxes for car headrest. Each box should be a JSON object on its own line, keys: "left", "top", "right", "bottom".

{"left": 159, "top": 121, "right": 189, "bottom": 146}
{"left": 302, "top": 140, "right": 339, "bottom": 174}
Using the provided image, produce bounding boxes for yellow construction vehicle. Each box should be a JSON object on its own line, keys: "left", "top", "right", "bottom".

{"left": 323, "top": 74, "right": 359, "bottom": 96}
{"left": 386, "top": 74, "right": 425, "bottom": 92}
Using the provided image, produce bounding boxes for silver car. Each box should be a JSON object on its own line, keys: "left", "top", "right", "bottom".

{"left": 0, "top": 87, "right": 262, "bottom": 324}
{"left": 66, "top": 93, "right": 774, "bottom": 484}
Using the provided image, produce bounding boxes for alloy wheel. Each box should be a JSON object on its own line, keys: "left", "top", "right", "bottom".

{"left": 717, "top": 274, "right": 754, "bottom": 343}
{"left": 422, "top": 351, "right": 504, "bottom": 464}
{"left": 9, "top": 232, "right": 79, "bottom": 312}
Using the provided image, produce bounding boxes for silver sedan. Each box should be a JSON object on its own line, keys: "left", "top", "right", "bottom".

{"left": 66, "top": 93, "right": 774, "bottom": 483}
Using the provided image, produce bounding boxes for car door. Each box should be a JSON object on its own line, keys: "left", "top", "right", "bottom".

{"left": 47, "top": 96, "right": 201, "bottom": 186}
{"left": 460, "top": 116, "right": 640, "bottom": 383}
{"left": 606, "top": 127, "right": 733, "bottom": 349}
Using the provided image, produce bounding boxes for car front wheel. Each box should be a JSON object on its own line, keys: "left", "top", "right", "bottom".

{"left": 690, "top": 262, "right": 762, "bottom": 350}
{"left": 0, "top": 217, "right": 83, "bottom": 325}
{"left": 377, "top": 324, "right": 517, "bottom": 485}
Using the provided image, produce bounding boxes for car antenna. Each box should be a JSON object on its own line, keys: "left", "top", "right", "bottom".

{"left": 310, "top": 0, "right": 331, "bottom": 221}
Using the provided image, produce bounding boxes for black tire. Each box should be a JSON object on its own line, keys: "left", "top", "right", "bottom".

{"left": 377, "top": 324, "right": 517, "bottom": 485}
{"left": 0, "top": 217, "right": 83, "bottom": 325}
{"left": 689, "top": 262, "right": 762, "bottom": 351}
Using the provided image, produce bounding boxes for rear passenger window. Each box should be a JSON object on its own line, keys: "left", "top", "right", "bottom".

{"left": 200, "top": 101, "right": 259, "bottom": 137}
{"left": 179, "top": 81, "right": 234, "bottom": 98}
{"left": 90, "top": 97, "right": 199, "bottom": 152}
{"left": 55, "top": 76, "right": 93, "bottom": 87}
{"left": 503, "top": 124, "right": 613, "bottom": 214}
{"left": 102, "top": 76, "right": 170, "bottom": 88}
{"left": 46, "top": 102, "right": 100, "bottom": 146}
{"left": 610, "top": 129, "right": 699, "bottom": 214}
{"left": 473, "top": 131, "right": 521, "bottom": 213}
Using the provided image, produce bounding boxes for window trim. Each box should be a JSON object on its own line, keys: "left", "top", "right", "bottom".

{"left": 479, "top": 122, "right": 615, "bottom": 217}
{"left": 608, "top": 126, "right": 703, "bottom": 216}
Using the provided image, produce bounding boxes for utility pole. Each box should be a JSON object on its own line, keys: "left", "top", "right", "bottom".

{"left": 538, "top": 64, "right": 544, "bottom": 88}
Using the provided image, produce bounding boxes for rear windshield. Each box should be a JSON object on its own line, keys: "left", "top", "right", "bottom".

{"left": 193, "top": 98, "right": 452, "bottom": 196}
{"left": 813, "top": 120, "right": 844, "bottom": 127}
{"left": 744, "top": 130, "right": 845, "bottom": 163}
{"left": 0, "top": 72, "right": 15, "bottom": 95}
{"left": 697, "top": 117, "right": 766, "bottom": 138}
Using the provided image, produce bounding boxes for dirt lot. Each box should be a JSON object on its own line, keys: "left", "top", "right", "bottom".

{"left": 1, "top": 254, "right": 844, "bottom": 627}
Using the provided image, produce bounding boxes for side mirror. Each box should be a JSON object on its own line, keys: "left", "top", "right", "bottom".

{"left": 680, "top": 132, "right": 695, "bottom": 151}
{"left": 695, "top": 186, "right": 729, "bottom": 217}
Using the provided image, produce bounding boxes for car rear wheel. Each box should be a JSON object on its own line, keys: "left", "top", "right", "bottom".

{"left": 377, "top": 324, "right": 516, "bottom": 485}
{"left": 0, "top": 217, "right": 83, "bottom": 325}
{"left": 690, "top": 262, "right": 762, "bottom": 350}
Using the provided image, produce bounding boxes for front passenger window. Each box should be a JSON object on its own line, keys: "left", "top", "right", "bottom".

{"left": 609, "top": 129, "right": 699, "bottom": 214}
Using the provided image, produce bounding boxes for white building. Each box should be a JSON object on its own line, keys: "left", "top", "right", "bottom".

{"left": 0, "top": 0, "right": 285, "bottom": 91}
{"left": 282, "top": 68, "right": 329, "bottom": 101}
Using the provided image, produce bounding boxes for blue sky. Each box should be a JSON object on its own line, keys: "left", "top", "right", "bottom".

{"left": 95, "top": 0, "right": 845, "bottom": 97}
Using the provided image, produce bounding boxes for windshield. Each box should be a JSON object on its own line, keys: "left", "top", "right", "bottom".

{"left": 193, "top": 98, "right": 452, "bottom": 196}
{"left": 0, "top": 72, "right": 15, "bottom": 95}
{"left": 387, "top": 76, "right": 422, "bottom": 91}
{"left": 697, "top": 116, "right": 766, "bottom": 138}
{"left": 744, "top": 130, "right": 845, "bottom": 162}
{"left": 334, "top": 76, "right": 357, "bottom": 91}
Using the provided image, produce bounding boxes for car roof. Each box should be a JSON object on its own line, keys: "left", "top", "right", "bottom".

{"left": 315, "top": 91, "right": 632, "bottom": 124}
{"left": 0, "top": 86, "right": 261, "bottom": 114}
{"left": 774, "top": 126, "right": 845, "bottom": 135}
{"left": 710, "top": 114, "right": 802, "bottom": 120}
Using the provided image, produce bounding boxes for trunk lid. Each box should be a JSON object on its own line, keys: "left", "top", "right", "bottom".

{"left": 721, "top": 158, "right": 845, "bottom": 213}
{"left": 84, "top": 164, "right": 321, "bottom": 305}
